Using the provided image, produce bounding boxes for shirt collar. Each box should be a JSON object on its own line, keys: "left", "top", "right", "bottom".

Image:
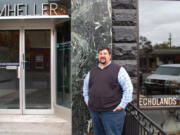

{"left": 98, "top": 61, "right": 112, "bottom": 69}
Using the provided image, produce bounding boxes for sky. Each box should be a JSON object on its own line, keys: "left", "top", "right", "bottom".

{"left": 139, "top": 0, "right": 180, "bottom": 46}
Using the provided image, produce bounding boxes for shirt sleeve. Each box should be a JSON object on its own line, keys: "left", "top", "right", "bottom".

{"left": 118, "top": 67, "right": 133, "bottom": 109}
{"left": 83, "top": 72, "right": 90, "bottom": 104}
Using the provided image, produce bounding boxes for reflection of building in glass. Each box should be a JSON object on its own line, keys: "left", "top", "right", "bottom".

{"left": 140, "top": 49, "right": 180, "bottom": 72}
{"left": 56, "top": 21, "right": 71, "bottom": 108}
{"left": 139, "top": 0, "right": 180, "bottom": 133}
{"left": 140, "top": 47, "right": 180, "bottom": 98}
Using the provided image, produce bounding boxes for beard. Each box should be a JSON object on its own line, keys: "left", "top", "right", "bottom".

{"left": 99, "top": 58, "right": 106, "bottom": 64}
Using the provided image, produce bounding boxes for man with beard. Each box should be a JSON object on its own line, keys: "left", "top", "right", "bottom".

{"left": 83, "top": 46, "right": 133, "bottom": 135}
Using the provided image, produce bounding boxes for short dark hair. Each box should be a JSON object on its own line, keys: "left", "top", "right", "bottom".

{"left": 98, "top": 46, "right": 111, "bottom": 54}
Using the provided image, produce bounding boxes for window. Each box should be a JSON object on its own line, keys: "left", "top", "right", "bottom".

{"left": 56, "top": 21, "right": 71, "bottom": 108}
{"left": 139, "top": 0, "right": 180, "bottom": 108}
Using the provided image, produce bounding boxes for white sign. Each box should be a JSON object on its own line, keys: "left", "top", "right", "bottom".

{"left": 0, "top": 3, "right": 59, "bottom": 16}
{"left": 139, "top": 97, "right": 177, "bottom": 106}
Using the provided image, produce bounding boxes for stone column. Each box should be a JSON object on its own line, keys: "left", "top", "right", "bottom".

{"left": 71, "top": 0, "right": 112, "bottom": 134}
{"left": 111, "top": 0, "right": 138, "bottom": 93}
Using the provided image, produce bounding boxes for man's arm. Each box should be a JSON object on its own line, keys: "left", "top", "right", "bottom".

{"left": 83, "top": 72, "right": 90, "bottom": 105}
{"left": 117, "top": 67, "right": 133, "bottom": 109}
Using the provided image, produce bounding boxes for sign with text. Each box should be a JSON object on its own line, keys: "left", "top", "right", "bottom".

{"left": 0, "top": 0, "right": 70, "bottom": 16}
{"left": 139, "top": 97, "right": 178, "bottom": 108}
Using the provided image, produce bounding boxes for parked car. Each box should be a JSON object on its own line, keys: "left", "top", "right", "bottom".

{"left": 144, "top": 64, "right": 180, "bottom": 95}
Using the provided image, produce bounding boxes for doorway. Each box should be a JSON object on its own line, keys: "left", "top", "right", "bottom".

{"left": 0, "top": 28, "right": 52, "bottom": 114}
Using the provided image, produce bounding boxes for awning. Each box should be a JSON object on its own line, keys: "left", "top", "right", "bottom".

{"left": 0, "top": 15, "right": 70, "bottom": 25}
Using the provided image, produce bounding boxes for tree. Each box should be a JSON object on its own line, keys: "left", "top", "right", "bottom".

{"left": 139, "top": 36, "right": 153, "bottom": 72}
{"left": 154, "top": 42, "right": 180, "bottom": 49}
{"left": 154, "top": 42, "right": 169, "bottom": 49}
{"left": 139, "top": 36, "right": 153, "bottom": 53}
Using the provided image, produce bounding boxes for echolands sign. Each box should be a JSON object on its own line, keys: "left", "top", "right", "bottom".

{"left": 139, "top": 96, "right": 180, "bottom": 109}
{"left": 0, "top": 3, "right": 63, "bottom": 16}
{"left": 139, "top": 97, "right": 177, "bottom": 106}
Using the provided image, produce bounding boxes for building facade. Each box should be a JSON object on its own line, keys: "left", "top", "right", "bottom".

{"left": 0, "top": 0, "right": 71, "bottom": 116}
{"left": 1, "top": 0, "right": 180, "bottom": 135}
{"left": 0, "top": 0, "right": 138, "bottom": 134}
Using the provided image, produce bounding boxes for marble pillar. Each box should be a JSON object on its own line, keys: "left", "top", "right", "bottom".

{"left": 71, "top": 0, "right": 112, "bottom": 134}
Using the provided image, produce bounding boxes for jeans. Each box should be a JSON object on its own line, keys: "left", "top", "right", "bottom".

{"left": 89, "top": 108, "right": 125, "bottom": 135}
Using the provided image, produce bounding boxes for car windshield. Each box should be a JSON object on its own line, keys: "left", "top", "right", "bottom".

{"left": 154, "top": 66, "right": 180, "bottom": 76}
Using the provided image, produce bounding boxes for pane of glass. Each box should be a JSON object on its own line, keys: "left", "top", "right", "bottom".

{"left": 25, "top": 30, "right": 51, "bottom": 109}
{"left": 56, "top": 21, "right": 71, "bottom": 108}
{"left": 139, "top": 0, "right": 180, "bottom": 108}
{"left": 0, "top": 30, "right": 19, "bottom": 109}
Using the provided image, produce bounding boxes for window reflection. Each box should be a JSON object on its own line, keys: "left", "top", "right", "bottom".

{"left": 139, "top": 0, "right": 180, "bottom": 107}
{"left": 25, "top": 30, "right": 51, "bottom": 109}
{"left": 139, "top": 1, "right": 180, "bottom": 133}
{"left": 56, "top": 21, "right": 71, "bottom": 108}
{"left": 0, "top": 30, "right": 19, "bottom": 109}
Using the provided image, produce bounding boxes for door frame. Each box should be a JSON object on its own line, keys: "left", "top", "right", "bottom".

{"left": 0, "top": 20, "right": 56, "bottom": 114}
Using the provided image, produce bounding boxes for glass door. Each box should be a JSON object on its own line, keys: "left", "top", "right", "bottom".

{"left": 23, "top": 29, "right": 51, "bottom": 114}
{"left": 0, "top": 28, "right": 52, "bottom": 114}
{"left": 0, "top": 30, "right": 20, "bottom": 112}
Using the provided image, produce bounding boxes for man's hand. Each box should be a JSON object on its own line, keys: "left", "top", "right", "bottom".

{"left": 113, "top": 106, "right": 123, "bottom": 112}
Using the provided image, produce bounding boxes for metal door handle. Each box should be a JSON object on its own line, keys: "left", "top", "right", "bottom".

{"left": 6, "top": 66, "right": 18, "bottom": 70}
{"left": 17, "top": 66, "right": 20, "bottom": 79}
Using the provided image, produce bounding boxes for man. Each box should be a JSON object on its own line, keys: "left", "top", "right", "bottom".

{"left": 83, "top": 46, "right": 133, "bottom": 135}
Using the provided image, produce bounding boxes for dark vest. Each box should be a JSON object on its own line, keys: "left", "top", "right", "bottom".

{"left": 88, "top": 63, "right": 123, "bottom": 112}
